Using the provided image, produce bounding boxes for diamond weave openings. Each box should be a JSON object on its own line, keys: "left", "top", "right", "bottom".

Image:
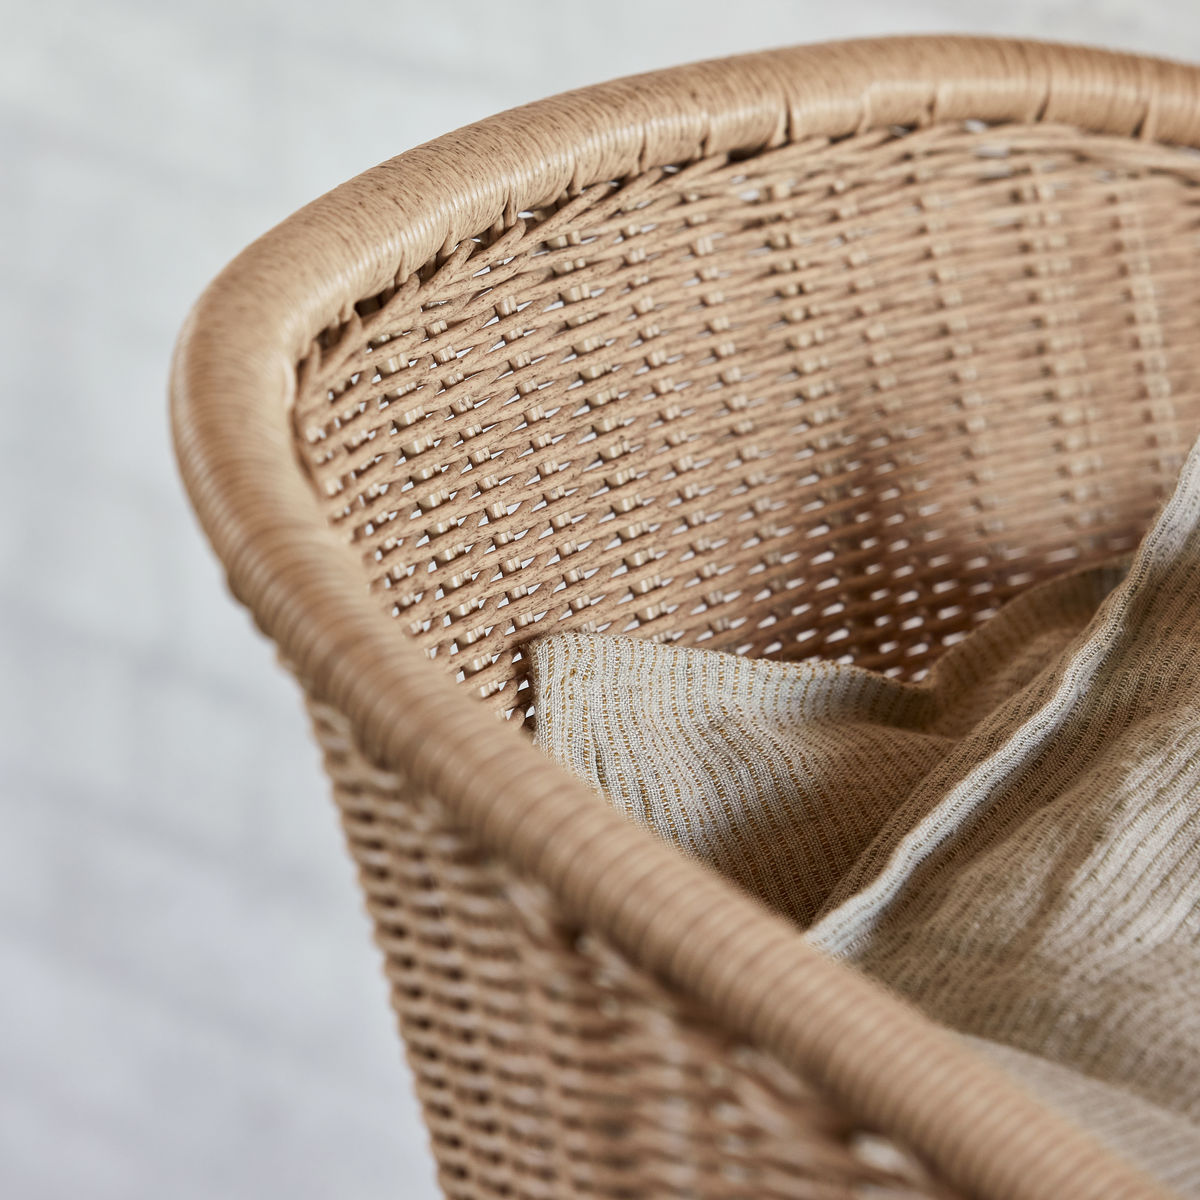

{"left": 295, "top": 122, "right": 1200, "bottom": 723}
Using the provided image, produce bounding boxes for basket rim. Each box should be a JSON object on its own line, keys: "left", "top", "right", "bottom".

{"left": 170, "top": 36, "right": 1191, "bottom": 1199}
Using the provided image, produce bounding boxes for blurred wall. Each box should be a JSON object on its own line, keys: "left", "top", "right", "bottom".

{"left": 2, "top": 3, "right": 1196, "bottom": 1197}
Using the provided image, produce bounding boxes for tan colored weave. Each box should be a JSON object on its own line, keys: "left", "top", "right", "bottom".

{"left": 294, "top": 118, "right": 1200, "bottom": 717}
{"left": 170, "top": 37, "right": 1200, "bottom": 1200}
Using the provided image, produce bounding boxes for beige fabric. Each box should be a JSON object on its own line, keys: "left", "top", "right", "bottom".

{"left": 531, "top": 436, "right": 1200, "bottom": 1190}
{"left": 966, "top": 1038, "right": 1200, "bottom": 1194}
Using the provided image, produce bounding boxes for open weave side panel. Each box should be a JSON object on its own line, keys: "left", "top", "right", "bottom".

{"left": 307, "top": 697, "right": 959, "bottom": 1200}
{"left": 294, "top": 121, "right": 1200, "bottom": 724}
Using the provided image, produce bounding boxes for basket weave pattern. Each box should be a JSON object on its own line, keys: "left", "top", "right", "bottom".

{"left": 310, "top": 697, "right": 951, "bottom": 1197}
{"left": 295, "top": 124, "right": 1198, "bottom": 723}
{"left": 293, "top": 121, "right": 1200, "bottom": 1198}
{"left": 173, "top": 38, "right": 1200, "bottom": 1200}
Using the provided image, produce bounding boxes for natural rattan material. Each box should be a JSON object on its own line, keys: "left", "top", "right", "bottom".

{"left": 171, "top": 37, "right": 1200, "bottom": 1200}
{"left": 295, "top": 122, "right": 1198, "bottom": 721}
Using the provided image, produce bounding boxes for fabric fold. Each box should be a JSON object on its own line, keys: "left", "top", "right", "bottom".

{"left": 530, "top": 434, "right": 1200, "bottom": 1189}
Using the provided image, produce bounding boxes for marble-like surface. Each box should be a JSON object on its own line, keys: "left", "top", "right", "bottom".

{"left": 3, "top": 2, "right": 1197, "bottom": 1197}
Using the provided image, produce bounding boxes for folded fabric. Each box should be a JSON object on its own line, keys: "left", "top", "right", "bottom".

{"left": 530, "top": 434, "right": 1200, "bottom": 1189}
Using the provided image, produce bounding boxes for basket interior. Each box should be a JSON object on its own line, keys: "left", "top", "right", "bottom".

{"left": 293, "top": 120, "right": 1200, "bottom": 722}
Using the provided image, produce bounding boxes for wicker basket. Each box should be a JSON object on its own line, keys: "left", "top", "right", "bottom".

{"left": 170, "top": 36, "right": 1200, "bottom": 1200}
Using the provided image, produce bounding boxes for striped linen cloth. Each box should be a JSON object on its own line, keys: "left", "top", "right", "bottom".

{"left": 530, "top": 435, "right": 1200, "bottom": 1193}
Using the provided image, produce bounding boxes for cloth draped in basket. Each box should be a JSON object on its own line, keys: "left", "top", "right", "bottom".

{"left": 530, "top": 436, "right": 1200, "bottom": 1193}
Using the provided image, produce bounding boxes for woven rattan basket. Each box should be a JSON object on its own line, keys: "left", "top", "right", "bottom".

{"left": 171, "top": 36, "right": 1200, "bottom": 1200}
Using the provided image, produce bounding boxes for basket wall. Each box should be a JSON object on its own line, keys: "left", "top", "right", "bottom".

{"left": 288, "top": 119, "right": 1200, "bottom": 1196}
{"left": 295, "top": 122, "right": 1200, "bottom": 724}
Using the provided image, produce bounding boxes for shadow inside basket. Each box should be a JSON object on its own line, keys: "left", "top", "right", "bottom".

{"left": 293, "top": 119, "right": 1200, "bottom": 725}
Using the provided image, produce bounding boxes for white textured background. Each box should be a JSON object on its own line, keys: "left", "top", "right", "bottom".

{"left": 3, "top": 3, "right": 1197, "bottom": 1197}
